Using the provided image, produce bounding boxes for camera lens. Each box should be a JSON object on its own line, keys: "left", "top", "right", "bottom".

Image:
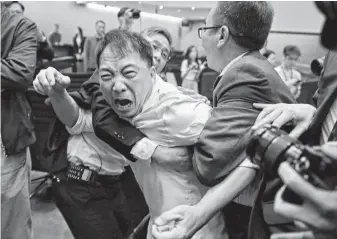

{"left": 131, "top": 9, "right": 141, "bottom": 19}
{"left": 311, "top": 57, "right": 325, "bottom": 76}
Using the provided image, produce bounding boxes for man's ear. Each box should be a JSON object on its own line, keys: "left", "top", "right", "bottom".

{"left": 217, "top": 26, "right": 229, "bottom": 48}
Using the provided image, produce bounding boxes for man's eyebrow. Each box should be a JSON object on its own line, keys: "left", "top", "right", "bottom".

{"left": 99, "top": 66, "right": 114, "bottom": 72}
{"left": 121, "top": 64, "right": 138, "bottom": 71}
{"left": 152, "top": 40, "right": 170, "bottom": 52}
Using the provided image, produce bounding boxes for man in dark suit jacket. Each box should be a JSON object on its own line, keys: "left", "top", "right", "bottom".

{"left": 1, "top": 3, "right": 37, "bottom": 238}
{"left": 150, "top": 2, "right": 296, "bottom": 239}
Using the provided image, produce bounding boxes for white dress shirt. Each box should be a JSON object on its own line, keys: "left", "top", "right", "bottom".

{"left": 66, "top": 108, "right": 129, "bottom": 175}
{"left": 126, "top": 76, "right": 225, "bottom": 239}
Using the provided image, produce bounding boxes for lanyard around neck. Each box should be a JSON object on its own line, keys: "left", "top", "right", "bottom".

{"left": 281, "top": 66, "right": 293, "bottom": 81}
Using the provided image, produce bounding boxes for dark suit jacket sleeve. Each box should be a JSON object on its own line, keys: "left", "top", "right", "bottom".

{"left": 193, "top": 66, "right": 274, "bottom": 186}
{"left": 1, "top": 17, "right": 37, "bottom": 91}
{"left": 87, "top": 72, "right": 145, "bottom": 162}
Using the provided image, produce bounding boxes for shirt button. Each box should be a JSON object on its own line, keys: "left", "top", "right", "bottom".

{"left": 114, "top": 131, "right": 118, "bottom": 135}
{"left": 121, "top": 136, "right": 125, "bottom": 140}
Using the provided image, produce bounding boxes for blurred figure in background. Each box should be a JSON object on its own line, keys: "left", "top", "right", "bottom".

{"left": 118, "top": 7, "right": 135, "bottom": 31}
{"left": 180, "top": 45, "right": 206, "bottom": 93}
{"left": 73, "top": 27, "right": 86, "bottom": 61}
{"left": 84, "top": 20, "right": 105, "bottom": 72}
{"left": 275, "top": 45, "right": 302, "bottom": 99}
{"left": 49, "top": 23, "right": 62, "bottom": 46}
{"left": 263, "top": 49, "right": 277, "bottom": 66}
{"left": 1, "top": 3, "right": 37, "bottom": 238}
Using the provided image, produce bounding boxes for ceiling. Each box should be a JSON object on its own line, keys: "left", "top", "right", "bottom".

{"left": 92, "top": 1, "right": 214, "bottom": 18}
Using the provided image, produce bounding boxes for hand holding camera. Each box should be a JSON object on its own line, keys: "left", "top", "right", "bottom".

{"left": 247, "top": 123, "right": 337, "bottom": 233}
{"left": 274, "top": 142, "right": 337, "bottom": 233}
{"left": 252, "top": 103, "right": 316, "bottom": 138}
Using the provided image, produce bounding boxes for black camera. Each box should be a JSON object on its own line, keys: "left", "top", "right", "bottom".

{"left": 311, "top": 56, "right": 325, "bottom": 76}
{"left": 246, "top": 124, "right": 335, "bottom": 203}
{"left": 130, "top": 8, "right": 141, "bottom": 19}
{"left": 118, "top": 7, "right": 141, "bottom": 20}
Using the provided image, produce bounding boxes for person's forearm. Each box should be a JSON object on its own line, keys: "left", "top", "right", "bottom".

{"left": 49, "top": 88, "right": 79, "bottom": 127}
{"left": 196, "top": 167, "right": 257, "bottom": 223}
{"left": 181, "top": 67, "right": 191, "bottom": 80}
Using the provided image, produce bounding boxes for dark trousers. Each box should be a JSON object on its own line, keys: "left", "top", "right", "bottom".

{"left": 121, "top": 166, "right": 149, "bottom": 226}
{"left": 223, "top": 202, "right": 252, "bottom": 239}
{"left": 52, "top": 171, "right": 134, "bottom": 239}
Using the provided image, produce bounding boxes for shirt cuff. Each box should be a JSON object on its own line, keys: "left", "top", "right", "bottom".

{"left": 239, "top": 158, "right": 260, "bottom": 170}
{"left": 131, "top": 138, "right": 159, "bottom": 163}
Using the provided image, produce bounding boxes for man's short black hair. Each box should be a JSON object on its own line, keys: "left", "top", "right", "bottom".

{"left": 140, "top": 26, "right": 173, "bottom": 46}
{"left": 96, "top": 20, "right": 105, "bottom": 26}
{"left": 283, "top": 45, "right": 301, "bottom": 57}
{"left": 96, "top": 29, "right": 153, "bottom": 68}
{"left": 214, "top": 1, "right": 274, "bottom": 50}
{"left": 118, "top": 7, "right": 130, "bottom": 18}
{"left": 5, "top": 1, "right": 24, "bottom": 12}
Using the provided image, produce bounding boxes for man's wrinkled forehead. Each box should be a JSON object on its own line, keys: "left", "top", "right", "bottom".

{"left": 99, "top": 44, "right": 149, "bottom": 70}
{"left": 100, "top": 46, "right": 132, "bottom": 68}
{"left": 102, "top": 42, "right": 134, "bottom": 58}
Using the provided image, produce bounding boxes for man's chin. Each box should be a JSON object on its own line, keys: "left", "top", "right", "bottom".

{"left": 114, "top": 108, "right": 136, "bottom": 119}
{"left": 156, "top": 66, "right": 164, "bottom": 74}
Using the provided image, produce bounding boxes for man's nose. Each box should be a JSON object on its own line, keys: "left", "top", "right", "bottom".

{"left": 113, "top": 80, "right": 126, "bottom": 93}
{"left": 153, "top": 50, "right": 161, "bottom": 62}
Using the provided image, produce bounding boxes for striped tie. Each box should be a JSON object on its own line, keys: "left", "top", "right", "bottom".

{"left": 328, "top": 121, "right": 337, "bottom": 142}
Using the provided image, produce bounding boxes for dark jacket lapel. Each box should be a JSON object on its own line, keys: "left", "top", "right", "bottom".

{"left": 301, "top": 51, "right": 337, "bottom": 145}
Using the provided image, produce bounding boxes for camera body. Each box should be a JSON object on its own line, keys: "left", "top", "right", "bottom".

{"left": 247, "top": 125, "right": 335, "bottom": 192}
{"left": 129, "top": 8, "right": 141, "bottom": 19}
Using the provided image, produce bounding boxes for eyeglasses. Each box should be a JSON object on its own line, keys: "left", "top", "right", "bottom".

{"left": 197, "top": 25, "right": 260, "bottom": 46}
{"left": 148, "top": 40, "right": 171, "bottom": 61}
{"left": 198, "top": 26, "right": 222, "bottom": 39}
{"left": 285, "top": 55, "right": 300, "bottom": 61}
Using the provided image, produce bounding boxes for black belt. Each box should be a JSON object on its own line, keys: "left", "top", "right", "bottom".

{"left": 66, "top": 163, "right": 122, "bottom": 186}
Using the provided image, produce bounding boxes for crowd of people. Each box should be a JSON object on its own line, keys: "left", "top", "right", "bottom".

{"left": 1, "top": 1, "right": 337, "bottom": 239}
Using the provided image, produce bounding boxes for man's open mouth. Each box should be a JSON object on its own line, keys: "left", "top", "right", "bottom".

{"left": 115, "top": 99, "right": 133, "bottom": 109}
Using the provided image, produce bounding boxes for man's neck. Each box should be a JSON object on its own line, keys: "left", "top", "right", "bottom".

{"left": 282, "top": 63, "right": 292, "bottom": 71}
{"left": 119, "top": 23, "right": 132, "bottom": 31}
{"left": 217, "top": 47, "right": 248, "bottom": 72}
{"left": 96, "top": 34, "right": 103, "bottom": 39}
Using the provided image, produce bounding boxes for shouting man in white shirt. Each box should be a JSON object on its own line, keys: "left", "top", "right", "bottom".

{"left": 33, "top": 27, "right": 174, "bottom": 239}
{"left": 95, "top": 29, "right": 226, "bottom": 239}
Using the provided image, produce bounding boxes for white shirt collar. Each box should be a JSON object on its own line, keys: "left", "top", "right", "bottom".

{"left": 219, "top": 52, "right": 248, "bottom": 77}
